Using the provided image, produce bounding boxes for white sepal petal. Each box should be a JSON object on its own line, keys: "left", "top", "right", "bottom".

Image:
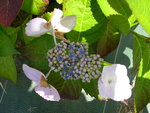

{"left": 35, "top": 85, "right": 60, "bottom": 101}
{"left": 51, "top": 8, "right": 63, "bottom": 27}
{"left": 22, "top": 64, "right": 44, "bottom": 85}
{"left": 55, "top": 15, "right": 76, "bottom": 33}
{"left": 25, "top": 17, "right": 50, "bottom": 36}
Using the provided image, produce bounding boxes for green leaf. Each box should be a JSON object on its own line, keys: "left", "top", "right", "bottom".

{"left": 82, "top": 78, "right": 99, "bottom": 98}
{"left": 21, "top": 0, "right": 49, "bottom": 15}
{"left": 48, "top": 72, "right": 82, "bottom": 99}
{"left": 24, "top": 35, "right": 55, "bottom": 72}
{"left": 63, "top": 0, "right": 108, "bottom": 44}
{"left": 0, "top": 25, "right": 18, "bottom": 56}
{"left": 0, "top": 56, "right": 17, "bottom": 83}
{"left": 126, "top": 0, "right": 150, "bottom": 34}
{"left": 56, "top": 0, "right": 63, "bottom": 4}
{"left": 132, "top": 32, "right": 150, "bottom": 71}
{"left": 133, "top": 33, "right": 150, "bottom": 112}
{"left": 42, "top": 12, "right": 52, "bottom": 21}
{"left": 97, "top": 0, "right": 136, "bottom": 34}
{"left": 5, "top": 27, "right": 20, "bottom": 45}
{"left": 97, "top": 22, "right": 120, "bottom": 57}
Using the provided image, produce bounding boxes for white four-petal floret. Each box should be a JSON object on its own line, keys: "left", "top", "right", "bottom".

{"left": 25, "top": 8, "right": 76, "bottom": 36}
{"left": 98, "top": 64, "right": 132, "bottom": 101}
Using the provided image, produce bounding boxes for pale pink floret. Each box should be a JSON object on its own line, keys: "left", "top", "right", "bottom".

{"left": 98, "top": 64, "right": 132, "bottom": 101}
{"left": 25, "top": 17, "right": 50, "bottom": 36}
{"left": 22, "top": 64, "right": 60, "bottom": 102}
{"left": 35, "top": 86, "right": 60, "bottom": 101}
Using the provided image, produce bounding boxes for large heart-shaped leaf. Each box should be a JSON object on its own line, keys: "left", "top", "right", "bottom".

{"left": 0, "top": 0, "right": 23, "bottom": 26}
{"left": 63, "top": 0, "right": 108, "bottom": 44}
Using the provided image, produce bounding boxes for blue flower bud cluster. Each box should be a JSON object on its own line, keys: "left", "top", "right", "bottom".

{"left": 47, "top": 41, "right": 101, "bottom": 82}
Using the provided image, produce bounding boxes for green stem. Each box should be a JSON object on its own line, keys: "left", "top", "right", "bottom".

{"left": 101, "top": 60, "right": 112, "bottom": 66}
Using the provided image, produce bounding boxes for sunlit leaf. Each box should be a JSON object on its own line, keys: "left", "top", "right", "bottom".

{"left": 21, "top": 0, "right": 49, "bottom": 15}
{"left": 63, "top": 0, "right": 108, "bottom": 44}
{"left": 56, "top": 0, "right": 63, "bottom": 4}
{"left": 126, "top": 0, "right": 150, "bottom": 34}
{"left": 97, "top": 0, "right": 136, "bottom": 34}
{"left": 133, "top": 32, "right": 150, "bottom": 112}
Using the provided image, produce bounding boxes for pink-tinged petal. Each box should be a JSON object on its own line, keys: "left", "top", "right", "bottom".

{"left": 22, "top": 64, "right": 45, "bottom": 84}
{"left": 51, "top": 8, "right": 63, "bottom": 27}
{"left": 25, "top": 17, "right": 50, "bottom": 36}
{"left": 98, "top": 77, "right": 115, "bottom": 99}
{"left": 55, "top": 15, "right": 76, "bottom": 33}
{"left": 35, "top": 85, "right": 60, "bottom": 101}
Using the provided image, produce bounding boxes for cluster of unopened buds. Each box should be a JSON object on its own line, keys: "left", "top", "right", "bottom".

{"left": 47, "top": 41, "right": 102, "bottom": 82}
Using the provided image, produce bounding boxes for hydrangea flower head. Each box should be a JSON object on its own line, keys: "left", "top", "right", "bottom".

{"left": 47, "top": 41, "right": 102, "bottom": 82}
{"left": 98, "top": 64, "right": 132, "bottom": 101}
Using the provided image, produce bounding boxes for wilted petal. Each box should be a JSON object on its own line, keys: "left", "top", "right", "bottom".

{"left": 22, "top": 64, "right": 44, "bottom": 85}
{"left": 35, "top": 85, "right": 60, "bottom": 101}
{"left": 25, "top": 17, "right": 50, "bottom": 36}
{"left": 51, "top": 8, "right": 63, "bottom": 27}
{"left": 55, "top": 15, "right": 76, "bottom": 33}
{"left": 98, "top": 64, "right": 132, "bottom": 101}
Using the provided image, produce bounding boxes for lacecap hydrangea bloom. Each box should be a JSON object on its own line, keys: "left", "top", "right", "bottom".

{"left": 47, "top": 41, "right": 102, "bottom": 82}
{"left": 22, "top": 64, "right": 60, "bottom": 101}
{"left": 98, "top": 64, "right": 132, "bottom": 101}
{"left": 25, "top": 8, "right": 76, "bottom": 37}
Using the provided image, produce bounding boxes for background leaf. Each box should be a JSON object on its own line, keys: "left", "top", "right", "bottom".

{"left": 0, "top": 0, "right": 23, "bottom": 26}
{"left": 126, "top": 0, "right": 150, "bottom": 34}
{"left": 0, "top": 25, "right": 18, "bottom": 56}
{"left": 24, "top": 35, "right": 54, "bottom": 72}
{"left": 63, "top": 0, "right": 108, "bottom": 44}
{"left": 97, "top": 22, "right": 120, "bottom": 57}
{"left": 48, "top": 72, "right": 82, "bottom": 99}
{"left": 81, "top": 78, "right": 99, "bottom": 98}
{"left": 21, "top": 0, "right": 49, "bottom": 15}
{"left": 97, "top": 0, "right": 136, "bottom": 34}
{"left": 133, "top": 32, "right": 150, "bottom": 112}
{"left": 0, "top": 56, "right": 17, "bottom": 83}
{"left": 5, "top": 27, "right": 20, "bottom": 45}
